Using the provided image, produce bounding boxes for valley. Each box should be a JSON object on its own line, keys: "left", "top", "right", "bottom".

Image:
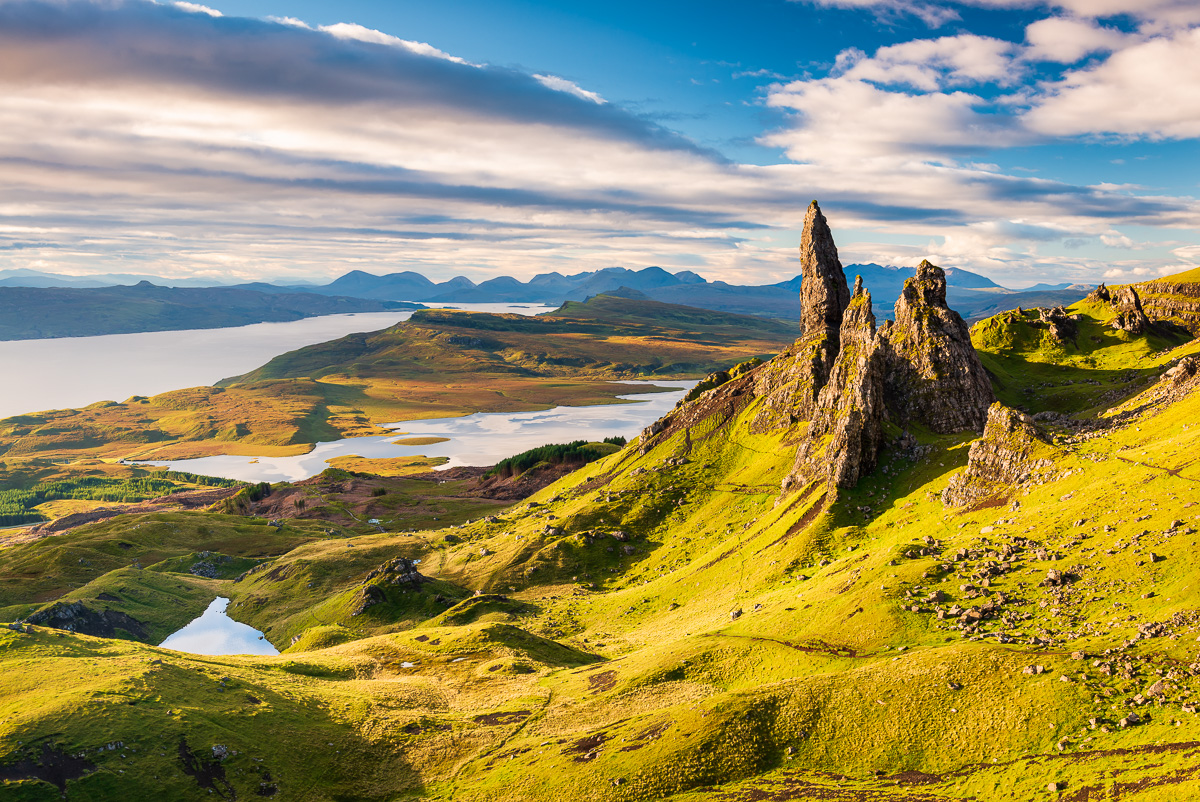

{"left": 2, "top": 204, "right": 1200, "bottom": 801}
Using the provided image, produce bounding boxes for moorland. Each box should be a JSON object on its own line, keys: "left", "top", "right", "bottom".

{"left": 3, "top": 203, "right": 1200, "bottom": 800}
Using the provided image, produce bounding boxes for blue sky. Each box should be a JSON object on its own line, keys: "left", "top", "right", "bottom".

{"left": 0, "top": 0, "right": 1197, "bottom": 287}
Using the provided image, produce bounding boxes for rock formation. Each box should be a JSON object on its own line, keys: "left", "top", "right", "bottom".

{"left": 751, "top": 201, "right": 850, "bottom": 431}
{"left": 1089, "top": 282, "right": 1153, "bottom": 334}
{"left": 1038, "top": 306, "right": 1078, "bottom": 343}
{"left": 1130, "top": 278, "right": 1200, "bottom": 335}
{"left": 880, "top": 260, "right": 994, "bottom": 433}
{"left": 784, "top": 277, "right": 885, "bottom": 490}
{"left": 942, "top": 403, "right": 1057, "bottom": 507}
{"left": 798, "top": 200, "right": 852, "bottom": 344}
{"left": 26, "top": 600, "right": 148, "bottom": 640}
{"left": 639, "top": 203, "right": 995, "bottom": 494}
{"left": 1110, "top": 286, "right": 1151, "bottom": 334}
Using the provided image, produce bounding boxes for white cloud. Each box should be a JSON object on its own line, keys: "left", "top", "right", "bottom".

{"left": 764, "top": 76, "right": 1023, "bottom": 162}
{"left": 1025, "top": 27, "right": 1200, "bottom": 138}
{"left": 797, "top": 0, "right": 961, "bottom": 28}
{"left": 840, "top": 34, "right": 1021, "bottom": 89}
{"left": 532, "top": 74, "right": 606, "bottom": 104}
{"left": 1024, "top": 16, "right": 1128, "bottom": 62}
{"left": 319, "top": 22, "right": 471, "bottom": 64}
{"left": 1101, "top": 264, "right": 1170, "bottom": 279}
{"left": 1172, "top": 244, "right": 1200, "bottom": 263}
{"left": 794, "top": 0, "right": 1200, "bottom": 30}
{"left": 267, "top": 16, "right": 312, "bottom": 29}
{"left": 172, "top": 2, "right": 221, "bottom": 16}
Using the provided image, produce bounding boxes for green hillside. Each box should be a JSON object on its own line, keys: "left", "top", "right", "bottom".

{"left": 4, "top": 249, "right": 1200, "bottom": 799}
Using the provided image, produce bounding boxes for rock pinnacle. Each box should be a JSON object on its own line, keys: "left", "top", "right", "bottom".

{"left": 798, "top": 201, "right": 851, "bottom": 338}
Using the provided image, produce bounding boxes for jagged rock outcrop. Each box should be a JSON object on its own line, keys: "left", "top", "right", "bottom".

{"left": 1130, "top": 278, "right": 1200, "bottom": 335}
{"left": 1110, "top": 286, "right": 1151, "bottom": 334}
{"left": 1089, "top": 281, "right": 1153, "bottom": 334}
{"left": 880, "top": 260, "right": 994, "bottom": 433}
{"left": 351, "top": 557, "right": 427, "bottom": 615}
{"left": 942, "top": 403, "right": 1057, "bottom": 507}
{"left": 363, "top": 557, "right": 425, "bottom": 586}
{"left": 784, "top": 278, "right": 886, "bottom": 490}
{"left": 26, "top": 600, "right": 148, "bottom": 640}
{"left": 751, "top": 201, "right": 850, "bottom": 432}
{"left": 1037, "top": 306, "right": 1078, "bottom": 343}
{"left": 637, "top": 205, "right": 995, "bottom": 495}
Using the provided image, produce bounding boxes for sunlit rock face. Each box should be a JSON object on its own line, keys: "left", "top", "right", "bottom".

{"left": 880, "top": 259, "right": 995, "bottom": 435}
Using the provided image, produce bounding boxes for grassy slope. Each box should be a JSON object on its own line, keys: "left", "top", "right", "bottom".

{"left": 6, "top": 294, "right": 1200, "bottom": 799}
{"left": 0, "top": 513, "right": 326, "bottom": 622}
{"left": 0, "top": 295, "right": 794, "bottom": 465}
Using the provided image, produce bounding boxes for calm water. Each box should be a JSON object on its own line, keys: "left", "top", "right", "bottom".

{"left": 158, "top": 597, "right": 279, "bottom": 656}
{"left": 143, "top": 381, "right": 693, "bottom": 483}
{"left": 0, "top": 303, "right": 552, "bottom": 420}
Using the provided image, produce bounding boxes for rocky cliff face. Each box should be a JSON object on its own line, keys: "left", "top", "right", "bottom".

{"left": 785, "top": 278, "right": 885, "bottom": 490}
{"left": 943, "top": 403, "right": 1057, "bottom": 508}
{"left": 639, "top": 203, "right": 994, "bottom": 495}
{"left": 880, "top": 260, "right": 994, "bottom": 433}
{"left": 1088, "top": 283, "right": 1153, "bottom": 334}
{"left": 750, "top": 201, "right": 849, "bottom": 433}
{"left": 1129, "top": 279, "right": 1200, "bottom": 335}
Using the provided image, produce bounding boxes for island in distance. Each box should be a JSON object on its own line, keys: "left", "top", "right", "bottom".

{"left": 0, "top": 282, "right": 423, "bottom": 340}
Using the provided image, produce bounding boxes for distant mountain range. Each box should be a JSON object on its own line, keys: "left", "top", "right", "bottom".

{"left": 0, "top": 268, "right": 245, "bottom": 289}
{"left": 0, "top": 282, "right": 420, "bottom": 341}
{"left": 0, "top": 265, "right": 1096, "bottom": 323}
{"left": 290, "top": 265, "right": 1095, "bottom": 321}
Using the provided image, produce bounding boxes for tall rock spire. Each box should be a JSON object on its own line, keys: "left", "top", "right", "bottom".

{"left": 749, "top": 201, "right": 853, "bottom": 431}
{"left": 798, "top": 200, "right": 851, "bottom": 339}
{"left": 784, "top": 275, "right": 886, "bottom": 491}
{"left": 881, "top": 260, "right": 994, "bottom": 433}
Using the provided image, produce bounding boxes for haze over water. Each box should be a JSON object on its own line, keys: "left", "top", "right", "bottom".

{"left": 0, "top": 304, "right": 551, "bottom": 420}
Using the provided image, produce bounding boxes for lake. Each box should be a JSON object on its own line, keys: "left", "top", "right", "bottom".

{"left": 0, "top": 303, "right": 552, "bottom": 420}
{"left": 143, "top": 380, "right": 693, "bottom": 483}
{"left": 158, "top": 597, "right": 279, "bottom": 656}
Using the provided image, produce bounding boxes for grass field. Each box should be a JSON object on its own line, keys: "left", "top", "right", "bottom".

{"left": 4, "top": 281, "right": 1200, "bottom": 799}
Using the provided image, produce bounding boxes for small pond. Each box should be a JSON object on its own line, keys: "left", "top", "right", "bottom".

{"left": 158, "top": 597, "right": 279, "bottom": 656}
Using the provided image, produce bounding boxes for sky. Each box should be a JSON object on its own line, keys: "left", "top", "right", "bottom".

{"left": 0, "top": 0, "right": 1198, "bottom": 288}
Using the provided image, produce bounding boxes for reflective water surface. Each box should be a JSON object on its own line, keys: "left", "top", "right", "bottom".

{"left": 143, "top": 381, "right": 693, "bottom": 483}
{"left": 158, "top": 597, "right": 279, "bottom": 656}
{"left": 1, "top": 303, "right": 552, "bottom": 420}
